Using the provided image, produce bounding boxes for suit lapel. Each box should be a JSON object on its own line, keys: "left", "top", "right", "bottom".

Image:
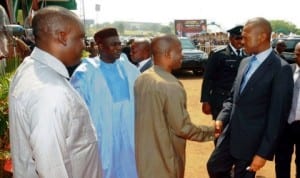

{"left": 240, "top": 52, "right": 275, "bottom": 95}
{"left": 235, "top": 57, "right": 251, "bottom": 97}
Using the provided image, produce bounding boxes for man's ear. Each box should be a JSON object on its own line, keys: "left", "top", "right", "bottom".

{"left": 57, "top": 31, "right": 68, "bottom": 46}
{"left": 163, "top": 50, "right": 171, "bottom": 58}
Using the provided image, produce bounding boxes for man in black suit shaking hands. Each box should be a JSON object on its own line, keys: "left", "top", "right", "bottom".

{"left": 207, "top": 17, "right": 294, "bottom": 178}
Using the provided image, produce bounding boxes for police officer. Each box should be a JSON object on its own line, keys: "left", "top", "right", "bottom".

{"left": 200, "top": 25, "right": 247, "bottom": 122}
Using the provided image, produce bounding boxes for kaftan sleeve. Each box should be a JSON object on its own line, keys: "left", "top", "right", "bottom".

{"left": 164, "top": 83, "right": 214, "bottom": 142}
{"left": 70, "top": 62, "right": 93, "bottom": 106}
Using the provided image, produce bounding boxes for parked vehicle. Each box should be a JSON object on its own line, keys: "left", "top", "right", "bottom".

{"left": 176, "top": 37, "right": 208, "bottom": 75}
{"left": 272, "top": 36, "right": 300, "bottom": 63}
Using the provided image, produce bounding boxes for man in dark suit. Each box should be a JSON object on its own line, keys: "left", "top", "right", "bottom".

{"left": 275, "top": 42, "right": 300, "bottom": 178}
{"left": 206, "top": 17, "right": 294, "bottom": 178}
{"left": 201, "top": 25, "right": 247, "bottom": 121}
{"left": 130, "top": 38, "right": 152, "bottom": 72}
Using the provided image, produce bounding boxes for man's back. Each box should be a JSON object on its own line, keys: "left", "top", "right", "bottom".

{"left": 135, "top": 66, "right": 214, "bottom": 178}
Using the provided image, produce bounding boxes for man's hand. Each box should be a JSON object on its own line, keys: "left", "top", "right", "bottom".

{"left": 246, "top": 155, "right": 267, "bottom": 172}
{"left": 202, "top": 102, "right": 211, "bottom": 115}
{"left": 214, "top": 120, "right": 223, "bottom": 138}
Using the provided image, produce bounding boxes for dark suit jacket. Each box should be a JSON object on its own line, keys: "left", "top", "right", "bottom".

{"left": 140, "top": 58, "right": 153, "bottom": 73}
{"left": 217, "top": 51, "right": 294, "bottom": 161}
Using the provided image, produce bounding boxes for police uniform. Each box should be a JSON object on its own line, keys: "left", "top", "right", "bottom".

{"left": 200, "top": 25, "right": 247, "bottom": 119}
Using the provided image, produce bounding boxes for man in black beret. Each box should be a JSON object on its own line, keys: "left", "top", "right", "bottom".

{"left": 200, "top": 25, "right": 247, "bottom": 144}
{"left": 70, "top": 27, "right": 140, "bottom": 178}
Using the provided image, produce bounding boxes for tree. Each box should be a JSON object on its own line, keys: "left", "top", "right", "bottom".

{"left": 169, "top": 22, "right": 175, "bottom": 34}
{"left": 160, "top": 26, "right": 172, "bottom": 34}
{"left": 270, "top": 20, "right": 299, "bottom": 35}
{"left": 113, "top": 21, "right": 125, "bottom": 35}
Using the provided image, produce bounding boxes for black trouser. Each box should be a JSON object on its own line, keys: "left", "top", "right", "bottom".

{"left": 207, "top": 136, "right": 256, "bottom": 178}
{"left": 275, "top": 121, "right": 300, "bottom": 178}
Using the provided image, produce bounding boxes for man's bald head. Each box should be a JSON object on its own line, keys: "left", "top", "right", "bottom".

{"left": 130, "top": 38, "right": 151, "bottom": 63}
{"left": 31, "top": 6, "right": 85, "bottom": 67}
{"left": 133, "top": 38, "right": 151, "bottom": 51}
{"left": 151, "top": 35, "right": 182, "bottom": 72}
{"left": 245, "top": 17, "right": 272, "bottom": 41}
{"left": 151, "top": 35, "right": 179, "bottom": 58}
{"left": 242, "top": 17, "right": 272, "bottom": 54}
{"left": 32, "top": 6, "right": 83, "bottom": 46}
{"left": 276, "top": 39, "right": 287, "bottom": 54}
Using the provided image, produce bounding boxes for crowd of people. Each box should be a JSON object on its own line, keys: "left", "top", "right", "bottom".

{"left": 3, "top": 5, "right": 300, "bottom": 178}
{"left": 191, "top": 32, "right": 229, "bottom": 54}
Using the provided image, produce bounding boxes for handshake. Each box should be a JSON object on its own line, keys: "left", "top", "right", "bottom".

{"left": 214, "top": 120, "right": 223, "bottom": 138}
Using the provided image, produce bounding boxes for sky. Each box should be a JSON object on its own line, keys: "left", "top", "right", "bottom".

{"left": 76, "top": 0, "right": 300, "bottom": 31}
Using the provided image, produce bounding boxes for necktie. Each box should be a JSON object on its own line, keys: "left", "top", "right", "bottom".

{"left": 240, "top": 56, "right": 258, "bottom": 92}
{"left": 288, "top": 72, "right": 300, "bottom": 124}
{"left": 236, "top": 49, "right": 241, "bottom": 56}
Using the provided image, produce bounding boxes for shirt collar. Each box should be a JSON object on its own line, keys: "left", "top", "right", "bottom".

{"left": 138, "top": 58, "right": 151, "bottom": 69}
{"left": 30, "top": 47, "right": 70, "bottom": 79}
{"left": 98, "top": 53, "right": 128, "bottom": 67}
{"left": 229, "top": 43, "right": 241, "bottom": 56}
{"left": 253, "top": 47, "right": 273, "bottom": 63}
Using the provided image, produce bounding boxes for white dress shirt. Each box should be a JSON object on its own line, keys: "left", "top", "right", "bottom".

{"left": 9, "top": 47, "right": 102, "bottom": 178}
{"left": 288, "top": 66, "right": 300, "bottom": 123}
{"left": 229, "top": 43, "right": 241, "bottom": 56}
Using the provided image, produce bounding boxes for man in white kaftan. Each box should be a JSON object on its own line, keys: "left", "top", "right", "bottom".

{"left": 70, "top": 28, "right": 139, "bottom": 178}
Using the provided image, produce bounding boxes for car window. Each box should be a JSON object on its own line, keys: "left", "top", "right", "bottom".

{"left": 271, "top": 39, "right": 278, "bottom": 48}
{"left": 179, "top": 38, "right": 196, "bottom": 49}
{"left": 285, "top": 39, "right": 300, "bottom": 52}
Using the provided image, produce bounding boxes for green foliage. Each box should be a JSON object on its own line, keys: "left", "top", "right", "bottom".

{"left": 0, "top": 57, "right": 20, "bottom": 159}
{"left": 0, "top": 72, "right": 12, "bottom": 151}
{"left": 160, "top": 26, "right": 173, "bottom": 34}
{"left": 16, "top": 10, "right": 24, "bottom": 25}
{"left": 5, "top": 57, "right": 21, "bottom": 74}
{"left": 113, "top": 22, "right": 125, "bottom": 35}
{"left": 270, "top": 20, "right": 300, "bottom": 35}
